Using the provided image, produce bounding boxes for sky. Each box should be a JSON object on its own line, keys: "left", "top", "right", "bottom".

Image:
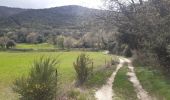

{"left": 0, "top": 0, "right": 104, "bottom": 9}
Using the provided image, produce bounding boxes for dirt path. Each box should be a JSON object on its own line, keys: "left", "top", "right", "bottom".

{"left": 95, "top": 58, "right": 125, "bottom": 100}
{"left": 95, "top": 57, "right": 153, "bottom": 100}
{"left": 124, "top": 58, "right": 152, "bottom": 100}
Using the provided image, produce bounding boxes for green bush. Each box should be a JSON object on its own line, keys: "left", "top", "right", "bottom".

{"left": 73, "top": 53, "right": 93, "bottom": 86}
{"left": 13, "top": 57, "right": 59, "bottom": 100}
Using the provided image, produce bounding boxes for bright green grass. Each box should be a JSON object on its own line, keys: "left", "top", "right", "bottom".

{"left": 135, "top": 66, "right": 170, "bottom": 100}
{"left": 0, "top": 51, "right": 111, "bottom": 100}
{"left": 15, "top": 43, "right": 55, "bottom": 49}
{"left": 113, "top": 66, "right": 137, "bottom": 100}
{"left": 85, "top": 66, "right": 116, "bottom": 88}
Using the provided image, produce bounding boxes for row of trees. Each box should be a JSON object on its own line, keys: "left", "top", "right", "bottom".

{"left": 48, "top": 33, "right": 108, "bottom": 49}
{"left": 0, "top": 37, "right": 16, "bottom": 49}
{"left": 0, "top": 30, "right": 109, "bottom": 50}
{"left": 1, "top": 32, "right": 45, "bottom": 44}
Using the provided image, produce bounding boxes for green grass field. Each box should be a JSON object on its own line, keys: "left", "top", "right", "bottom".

{"left": 15, "top": 43, "right": 55, "bottom": 49}
{"left": 135, "top": 66, "right": 170, "bottom": 100}
{"left": 0, "top": 51, "right": 111, "bottom": 100}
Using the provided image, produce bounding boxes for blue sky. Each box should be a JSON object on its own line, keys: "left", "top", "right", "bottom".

{"left": 0, "top": 0, "right": 103, "bottom": 9}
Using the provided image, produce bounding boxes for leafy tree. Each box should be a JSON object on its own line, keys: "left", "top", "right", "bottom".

{"left": 26, "top": 32, "right": 39, "bottom": 44}
{"left": 64, "top": 37, "right": 76, "bottom": 49}
{"left": 13, "top": 57, "right": 59, "bottom": 100}
{"left": 36, "top": 35, "right": 44, "bottom": 43}
{"left": 0, "top": 36, "right": 9, "bottom": 48}
{"left": 6, "top": 40, "right": 16, "bottom": 49}
{"left": 57, "top": 36, "right": 64, "bottom": 49}
{"left": 17, "top": 32, "right": 27, "bottom": 43}
{"left": 104, "top": 0, "right": 170, "bottom": 74}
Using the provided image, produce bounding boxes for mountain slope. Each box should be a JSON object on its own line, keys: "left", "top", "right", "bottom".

{"left": 0, "top": 5, "right": 101, "bottom": 33}
{"left": 0, "top": 6, "right": 27, "bottom": 17}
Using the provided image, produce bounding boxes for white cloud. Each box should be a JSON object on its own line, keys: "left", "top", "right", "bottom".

{"left": 0, "top": 0, "right": 103, "bottom": 9}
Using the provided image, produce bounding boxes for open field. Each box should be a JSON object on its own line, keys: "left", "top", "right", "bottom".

{"left": 0, "top": 51, "right": 112, "bottom": 100}
{"left": 15, "top": 43, "right": 55, "bottom": 49}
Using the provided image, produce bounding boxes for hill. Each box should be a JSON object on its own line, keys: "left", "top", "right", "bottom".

{"left": 0, "top": 5, "right": 102, "bottom": 34}
{"left": 0, "top": 6, "right": 27, "bottom": 18}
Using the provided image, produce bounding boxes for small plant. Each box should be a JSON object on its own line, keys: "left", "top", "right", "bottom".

{"left": 73, "top": 53, "right": 93, "bottom": 86}
{"left": 13, "top": 57, "right": 59, "bottom": 100}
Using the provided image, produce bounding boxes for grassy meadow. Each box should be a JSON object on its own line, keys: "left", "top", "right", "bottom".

{"left": 15, "top": 43, "right": 55, "bottom": 49}
{"left": 0, "top": 51, "right": 112, "bottom": 100}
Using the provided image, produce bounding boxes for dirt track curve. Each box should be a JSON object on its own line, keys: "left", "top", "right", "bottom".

{"left": 95, "top": 57, "right": 152, "bottom": 100}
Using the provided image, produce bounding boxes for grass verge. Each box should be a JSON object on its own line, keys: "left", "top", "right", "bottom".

{"left": 85, "top": 66, "right": 116, "bottom": 88}
{"left": 65, "top": 58, "right": 117, "bottom": 100}
{"left": 135, "top": 66, "right": 170, "bottom": 100}
{"left": 113, "top": 66, "right": 138, "bottom": 100}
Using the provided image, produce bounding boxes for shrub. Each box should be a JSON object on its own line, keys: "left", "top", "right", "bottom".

{"left": 6, "top": 40, "right": 16, "bottom": 49}
{"left": 13, "top": 57, "right": 59, "bottom": 100}
{"left": 73, "top": 53, "right": 93, "bottom": 86}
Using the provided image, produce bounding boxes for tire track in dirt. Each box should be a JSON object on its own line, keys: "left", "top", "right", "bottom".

{"left": 95, "top": 58, "right": 125, "bottom": 100}
{"left": 95, "top": 57, "right": 153, "bottom": 100}
{"left": 124, "top": 58, "right": 153, "bottom": 100}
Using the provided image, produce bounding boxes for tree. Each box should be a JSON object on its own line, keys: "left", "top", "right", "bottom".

{"left": 57, "top": 36, "right": 64, "bottom": 49}
{"left": 36, "top": 35, "right": 44, "bottom": 43}
{"left": 64, "top": 37, "right": 76, "bottom": 49}
{"left": 26, "top": 32, "right": 39, "bottom": 44}
{"left": 6, "top": 40, "right": 16, "bottom": 49}
{"left": 13, "top": 57, "right": 59, "bottom": 100}
{"left": 103, "top": 0, "right": 170, "bottom": 74}
{"left": 16, "top": 32, "right": 27, "bottom": 43}
{"left": 0, "top": 36, "right": 9, "bottom": 49}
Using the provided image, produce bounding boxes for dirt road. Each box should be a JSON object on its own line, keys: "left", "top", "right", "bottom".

{"left": 95, "top": 58, "right": 125, "bottom": 100}
{"left": 95, "top": 57, "right": 152, "bottom": 100}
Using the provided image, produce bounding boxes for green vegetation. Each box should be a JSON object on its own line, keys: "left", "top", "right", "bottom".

{"left": 1, "top": 1, "right": 170, "bottom": 99}
{"left": 0, "top": 6, "right": 97, "bottom": 37}
{"left": 13, "top": 57, "right": 58, "bottom": 100}
{"left": 135, "top": 66, "right": 170, "bottom": 100}
{"left": 113, "top": 66, "right": 137, "bottom": 100}
{"left": 85, "top": 66, "right": 116, "bottom": 88}
{"left": 67, "top": 88, "right": 95, "bottom": 100}
{"left": 0, "top": 37, "right": 16, "bottom": 49}
{"left": 0, "top": 51, "right": 111, "bottom": 100}
{"left": 67, "top": 57, "right": 117, "bottom": 100}
{"left": 15, "top": 43, "right": 55, "bottom": 49}
{"left": 106, "top": 0, "right": 170, "bottom": 76}
{"left": 74, "top": 53, "right": 93, "bottom": 86}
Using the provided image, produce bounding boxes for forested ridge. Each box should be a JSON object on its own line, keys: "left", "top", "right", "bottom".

{"left": 0, "top": 5, "right": 106, "bottom": 48}
{"left": 0, "top": 5, "right": 101, "bottom": 35}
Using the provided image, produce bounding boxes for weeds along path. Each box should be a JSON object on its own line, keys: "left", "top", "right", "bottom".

{"left": 95, "top": 58, "right": 125, "bottom": 100}
{"left": 124, "top": 58, "right": 152, "bottom": 100}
